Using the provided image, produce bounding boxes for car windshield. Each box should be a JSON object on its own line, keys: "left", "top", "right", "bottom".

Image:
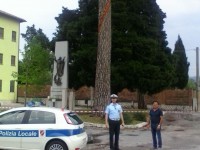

{"left": 65, "top": 112, "right": 83, "bottom": 125}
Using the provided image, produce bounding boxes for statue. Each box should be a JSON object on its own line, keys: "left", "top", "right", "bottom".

{"left": 54, "top": 56, "right": 65, "bottom": 86}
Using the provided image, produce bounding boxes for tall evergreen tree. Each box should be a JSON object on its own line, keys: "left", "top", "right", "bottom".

{"left": 172, "top": 35, "right": 189, "bottom": 89}
{"left": 110, "top": 0, "right": 175, "bottom": 108}
{"left": 22, "top": 25, "right": 50, "bottom": 50}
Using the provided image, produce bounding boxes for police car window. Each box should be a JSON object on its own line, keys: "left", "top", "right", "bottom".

{"left": 28, "top": 110, "right": 55, "bottom": 124}
{"left": 0, "top": 110, "right": 26, "bottom": 124}
{"left": 66, "top": 113, "right": 83, "bottom": 125}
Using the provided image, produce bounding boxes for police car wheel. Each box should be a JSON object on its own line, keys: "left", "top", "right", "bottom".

{"left": 46, "top": 140, "right": 68, "bottom": 150}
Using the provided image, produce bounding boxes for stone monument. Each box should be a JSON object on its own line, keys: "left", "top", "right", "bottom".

{"left": 49, "top": 41, "right": 68, "bottom": 108}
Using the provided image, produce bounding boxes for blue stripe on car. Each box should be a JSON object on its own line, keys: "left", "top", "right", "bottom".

{"left": 46, "top": 128, "right": 84, "bottom": 137}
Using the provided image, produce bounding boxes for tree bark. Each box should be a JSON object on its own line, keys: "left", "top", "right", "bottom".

{"left": 94, "top": 0, "right": 111, "bottom": 113}
{"left": 137, "top": 90, "right": 147, "bottom": 109}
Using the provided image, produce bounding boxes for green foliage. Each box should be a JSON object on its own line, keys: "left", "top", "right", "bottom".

{"left": 186, "top": 79, "right": 196, "bottom": 90}
{"left": 20, "top": 38, "right": 52, "bottom": 85}
{"left": 111, "top": 0, "right": 174, "bottom": 94}
{"left": 133, "top": 112, "right": 147, "bottom": 122}
{"left": 123, "top": 112, "right": 147, "bottom": 124}
{"left": 21, "top": 25, "right": 50, "bottom": 50}
{"left": 14, "top": 25, "right": 52, "bottom": 86}
{"left": 78, "top": 113, "right": 105, "bottom": 124}
{"left": 123, "top": 113, "right": 133, "bottom": 124}
{"left": 172, "top": 35, "right": 190, "bottom": 89}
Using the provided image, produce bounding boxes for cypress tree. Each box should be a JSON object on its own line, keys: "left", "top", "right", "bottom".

{"left": 172, "top": 35, "right": 190, "bottom": 89}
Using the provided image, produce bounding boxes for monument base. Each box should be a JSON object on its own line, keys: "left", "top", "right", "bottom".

{"left": 47, "top": 99, "right": 62, "bottom": 108}
{"left": 49, "top": 87, "right": 67, "bottom": 108}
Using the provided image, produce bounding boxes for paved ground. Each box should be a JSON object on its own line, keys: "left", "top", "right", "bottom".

{"left": 83, "top": 112, "right": 200, "bottom": 150}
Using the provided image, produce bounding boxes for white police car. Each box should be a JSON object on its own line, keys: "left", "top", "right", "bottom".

{"left": 0, "top": 107, "right": 88, "bottom": 150}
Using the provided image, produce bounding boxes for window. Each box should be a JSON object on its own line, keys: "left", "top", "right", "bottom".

{"left": 0, "top": 53, "right": 2, "bottom": 64}
{"left": 0, "top": 110, "right": 26, "bottom": 124}
{"left": 0, "top": 80, "right": 2, "bottom": 92}
{"left": 11, "top": 55, "right": 15, "bottom": 66}
{"left": 12, "top": 31, "right": 16, "bottom": 42}
{"left": 28, "top": 111, "right": 55, "bottom": 124}
{"left": 0, "top": 27, "right": 4, "bottom": 39}
{"left": 10, "top": 80, "right": 15, "bottom": 92}
{"left": 64, "top": 112, "right": 83, "bottom": 125}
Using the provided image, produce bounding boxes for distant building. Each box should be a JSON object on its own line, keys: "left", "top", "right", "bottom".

{"left": 0, "top": 10, "right": 26, "bottom": 102}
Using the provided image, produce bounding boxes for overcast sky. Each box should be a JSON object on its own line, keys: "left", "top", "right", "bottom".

{"left": 1, "top": 0, "right": 200, "bottom": 77}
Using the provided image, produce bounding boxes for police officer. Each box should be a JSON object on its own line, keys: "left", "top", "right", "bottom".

{"left": 105, "top": 94, "right": 125, "bottom": 150}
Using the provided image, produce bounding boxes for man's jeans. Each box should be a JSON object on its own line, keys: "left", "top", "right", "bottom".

{"left": 151, "top": 124, "right": 162, "bottom": 148}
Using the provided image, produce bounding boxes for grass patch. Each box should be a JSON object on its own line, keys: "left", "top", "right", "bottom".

{"left": 123, "top": 112, "right": 147, "bottom": 125}
{"left": 78, "top": 113, "right": 105, "bottom": 124}
{"left": 78, "top": 112, "right": 147, "bottom": 125}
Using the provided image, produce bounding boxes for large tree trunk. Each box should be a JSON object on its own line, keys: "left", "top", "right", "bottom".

{"left": 137, "top": 90, "right": 147, "bottom": 109}
{"left": 94, "top": 0, "right": 111, "bottom": 113}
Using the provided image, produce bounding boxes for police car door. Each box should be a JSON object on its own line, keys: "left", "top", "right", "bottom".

{"left": 21, "top": 110, "right": 56, "bottom": 149}
{"left": 0, "top": 110, "right": 26, "bottom": 149}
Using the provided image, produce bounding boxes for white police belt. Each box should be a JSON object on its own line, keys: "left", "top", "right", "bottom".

{"left": 109, "top": 118, "right": 120, "bottom": 121}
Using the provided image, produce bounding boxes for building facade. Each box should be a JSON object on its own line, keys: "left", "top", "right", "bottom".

{"left": 0, "top": 10, "right": 25, "bottom": 102}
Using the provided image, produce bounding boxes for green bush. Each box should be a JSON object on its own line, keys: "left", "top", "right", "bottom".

{"left": 123, "top": 112, "right": 133, "bottom": 124}
{"left": 133, "top": 112, "right": 147, "bottom": 122}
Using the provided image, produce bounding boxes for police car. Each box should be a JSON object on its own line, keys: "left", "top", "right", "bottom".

{"left": 0, "top": 107, "right": 88, "bottom": 150}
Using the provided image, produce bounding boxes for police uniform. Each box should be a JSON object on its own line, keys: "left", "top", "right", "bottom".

{"left": 105, "top": 94, "right": 123, "bottom": 150}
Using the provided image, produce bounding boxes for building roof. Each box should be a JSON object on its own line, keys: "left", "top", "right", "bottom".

{"left": 0, "top": 10, "right": 26, "bottom": 23}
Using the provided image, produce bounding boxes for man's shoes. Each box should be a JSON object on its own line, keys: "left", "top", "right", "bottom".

{"left": 152, "top": 147, "right": 162, "bottom": 150}
{"left": 109, "top": 146, "right": 120, "bottom": 150}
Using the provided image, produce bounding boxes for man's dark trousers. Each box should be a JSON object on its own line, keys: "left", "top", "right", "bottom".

{"left": 109, "top": 119, "right": 120, "bottom": 150}
{"left": 151, "top": 124, "right": 162, "bottom": 149}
